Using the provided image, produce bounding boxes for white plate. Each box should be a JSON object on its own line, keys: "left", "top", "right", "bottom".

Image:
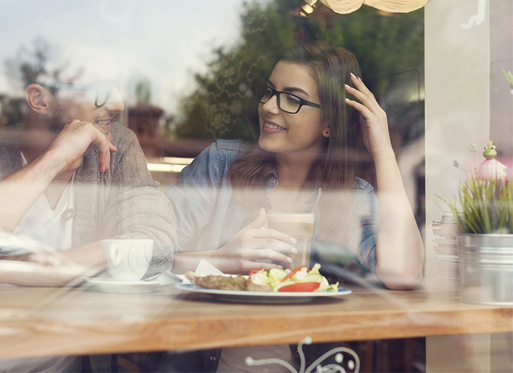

{"left": 84, "top": 277, "right": 161, "bottom": 293}
{"left": 175, "top": 283, "right": 351, "bottom": 304}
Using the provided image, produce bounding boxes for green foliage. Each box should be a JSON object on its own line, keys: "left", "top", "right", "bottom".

{"left": 439, "top": 174, "right": 513, "bottom": 234}
{"left": 1, "top": 38, "right": 53, "bottom": 127}
{"left": 503, "top": 70, "right": 513, "bottom": 87}
{"left": 172, "top": 0, "right": 425, "bottom": 141}
{"left": 135, "top": 79, "right": 152, "bottom": 103}
{"left": 5, "top": 38, "right": 51, "bottom": 87}
{"left": 173, "top": 1, "right": 297, "bottom": 140}
{"left": 331, "top": 7, "right": 424, "bottom": 98}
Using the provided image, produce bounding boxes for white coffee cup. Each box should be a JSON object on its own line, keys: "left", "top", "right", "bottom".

{"left": 267, "top": 213, "right": 315, "bottom": 269}
{"left": 101, "top": 239, "right": 153, "bottom": 281}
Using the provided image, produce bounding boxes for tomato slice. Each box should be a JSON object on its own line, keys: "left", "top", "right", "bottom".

{"left": 281, "top": 265, "right": 307, "bottom": 282}
{"left": 278, "top": 282, "right": 320, "bottom": 292}
{"left": 248, "top": 269, "right": 260, "bottom": 277}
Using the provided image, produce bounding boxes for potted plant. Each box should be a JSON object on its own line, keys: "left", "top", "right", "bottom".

{"left": 439, "top": 141, "right": 513, "bottom": 305}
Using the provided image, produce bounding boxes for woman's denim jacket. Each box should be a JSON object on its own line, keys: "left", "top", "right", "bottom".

{"left": 167, "top": 139, "right": 378, "bottom": 275}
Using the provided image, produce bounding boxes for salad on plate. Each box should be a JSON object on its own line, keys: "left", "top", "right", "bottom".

{"left": 185, "top": 263, "right": 338, "bottom": 293}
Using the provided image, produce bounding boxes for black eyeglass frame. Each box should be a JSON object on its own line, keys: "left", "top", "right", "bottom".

{"left": 259, "top": 86, "right": 321, "bottom": 114}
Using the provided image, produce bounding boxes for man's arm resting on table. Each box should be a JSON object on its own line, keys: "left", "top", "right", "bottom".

{"left": 0, "top": 241, "right": 105, "bottom": 287}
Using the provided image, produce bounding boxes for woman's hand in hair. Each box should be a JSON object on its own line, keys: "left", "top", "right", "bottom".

{"left": 212, "top": 208, "right": 297, "bottom": 274}
{"left": 344, "top": 73, "right": 394, "bottom": 161}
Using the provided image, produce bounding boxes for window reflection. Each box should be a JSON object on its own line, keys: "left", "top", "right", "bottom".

{"left": 0, "top": 1, "right": 429, "bottom": 372}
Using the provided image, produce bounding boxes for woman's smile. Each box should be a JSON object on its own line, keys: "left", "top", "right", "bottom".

{"left": 262, "top": 120, "right": 286, "bottom": 133}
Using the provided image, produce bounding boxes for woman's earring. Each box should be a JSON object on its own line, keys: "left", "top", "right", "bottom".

{"left": 322, "top": 124, "right": 330, "bottom": 137}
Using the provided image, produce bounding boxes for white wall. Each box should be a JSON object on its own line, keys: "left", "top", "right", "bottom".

{"left": 490, "top": 1, "right": 513, "bottom": 158}
{"left": 425, "top": 0, "right": 491, "bottom": 279}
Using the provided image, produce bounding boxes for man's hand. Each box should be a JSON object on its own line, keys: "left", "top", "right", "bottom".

{"left": 46, "top": 119, "right": 117, "bottom": 174}
{"left": 0, "top": 241, "right": 105, "bottom": 287}
{"left": 0, "top": 120, "right": 117, "bottom": 232}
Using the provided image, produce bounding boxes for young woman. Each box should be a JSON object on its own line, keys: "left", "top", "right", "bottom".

{"left": 150, "top": 42, "right": 425, "bottom": 373}
{"left": 168, "top": 42, "right": 423, "bottom": 289}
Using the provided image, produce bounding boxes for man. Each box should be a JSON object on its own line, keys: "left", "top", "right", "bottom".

{"left": 0, "top": 43, "right": 176, "bottom": 371}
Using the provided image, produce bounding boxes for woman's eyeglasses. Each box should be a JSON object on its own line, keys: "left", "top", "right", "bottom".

{"left": 259, "top": 86, "right": 321, "bottom": 114}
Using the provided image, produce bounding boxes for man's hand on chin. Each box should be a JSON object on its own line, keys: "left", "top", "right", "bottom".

{"left": 48, "top": 120, "right": 117, "bottom": 174}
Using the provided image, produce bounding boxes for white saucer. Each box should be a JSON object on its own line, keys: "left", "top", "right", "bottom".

{"left": 84, "top": 277, "right": 161, "bottom": 293}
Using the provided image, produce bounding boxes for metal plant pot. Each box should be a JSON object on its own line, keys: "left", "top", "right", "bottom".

{"left": 457, "top": 234, "right": 513, "bottom": 305}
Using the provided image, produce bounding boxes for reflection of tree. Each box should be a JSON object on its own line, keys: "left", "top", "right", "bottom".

{"left": 173, "top": 0, "right": 424, "bottom": 142}
{"left": 173, "top": 1, "right": 297, "bottom": 141}
{"left": 0, "top": 96, "right": 24, "bottom": 128}
{"left": 5, "top": 38, "right": 52, "bottom": 89}
{"left": 135, "top": 79, "right": 152, "bottom": 103}
{"left": 308, "top": 6, "right": 424, "bottom": 101}
{"left": 1, "top": 38, "right": 53, "bottom": 127}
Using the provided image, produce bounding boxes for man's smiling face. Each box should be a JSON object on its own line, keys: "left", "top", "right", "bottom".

{"left": 48, "top": 44, "right": 125, "bottom": 135}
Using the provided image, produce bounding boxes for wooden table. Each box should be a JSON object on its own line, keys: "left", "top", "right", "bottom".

{"left": 0, "top": 279, "right": 512, "bottom": 371}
